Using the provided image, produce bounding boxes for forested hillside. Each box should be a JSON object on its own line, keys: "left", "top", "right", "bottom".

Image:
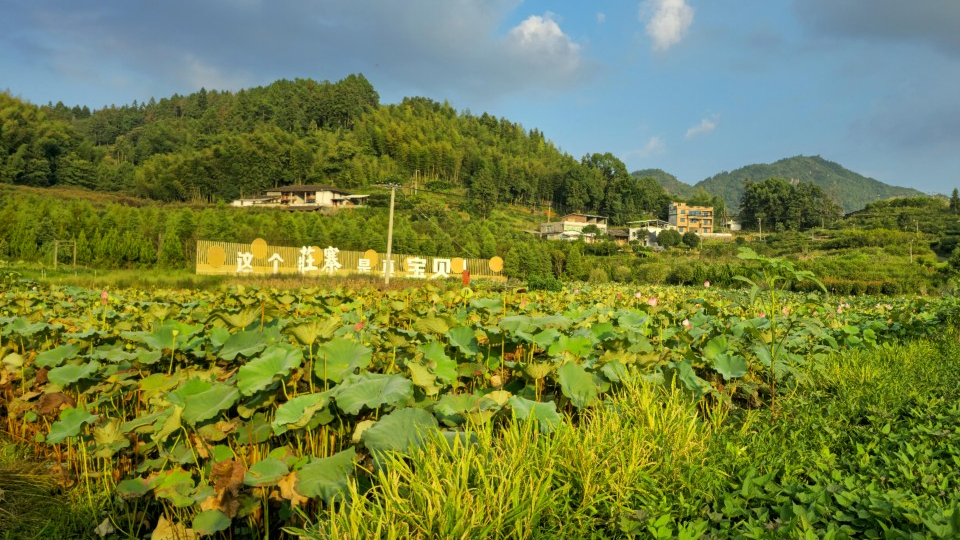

{"left": 696, "top": 155, "right": 923, "bottom": 213}
{"left": 632, "top": 168, "right": 696, "bottom": 199}
{"left": 0, "top": 76, "right": 670, "bottom": 225}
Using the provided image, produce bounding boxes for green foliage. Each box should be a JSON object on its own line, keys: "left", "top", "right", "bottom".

{"left": 656, "top": 228, "right": 681, "bottom": 248}
{"left": 2, "top": 280, "right": 957, "bottom": 537}
{"left": 739, "top": 176, "right": 843, "bottom": 231}
{"left": 681, "top": 231, "right": 700, "bottom": 248}
{"left": 527, "top": 275, "right": 563, "bottom": 291}
{"left": 699, "top": 155, "right": 923, "bottom": 213}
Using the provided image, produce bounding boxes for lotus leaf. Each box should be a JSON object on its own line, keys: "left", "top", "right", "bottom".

{"left": 557, "top": 362, "right": 599, "bottom": 408}
{"left": 209, "top": 307, "right": 260, "bottom": 330}
{"left": 407, "top": 362, "right": 443, "bottom": 396}
{"left": 548, "top": 335, "right": 594, "bottom": 359}
{"left": 712, "top": 353, "right": 750, "bottom": 380}
{"left": 34, "top": 343, "right": 81, "bottom": 368}
{"left": 47, "top": 360, "right": 101, "bottom": 387}
{"left": 244, "top": 458, "right": 290, "bottom": 487}
{"left": 2, "top": 352, "right": 24, "bottom": 369}
{"left": 361, "top": 408, "right": 438, "bottom": 464}
{"left": 532, "top": 328, "right": 561, "bottom": 351}
{"left": 120, "top": 410, "right": 166, "bottom": 434}
{"left": 662, "top": 360, "right": 713, "bottom": 399}
{"left": 236, "top": 412, "right": 273, "bottom": 445}
{"left": 47, "top": 406, "right": 98, "bottom": 443}
{"left": 117, "top": 478, "right": 150, "bottom": 499}
{"left": 599, "top": 360, "right": 628, "bottom": 383}
{"left": 152, "top": 406, "right": 183, "bottom": 443}
{"left": 314, "top": 338, "right": 372, "bottom": 383}
{"left": 218, "top": 329, "right": 269, "bottom": 361}
{"left": 702, "top": 335, "right": 730, "bottom": 360}
{"left": 414, "top": 316, "right": 450, "bottom": 335}
{"left": 93, "top": 418, "right": 130, "bottom": 458}
{"left": 447, "top": 326, "right": 481, "bottom": 356}
{"left": 272, "top": 392, "right": 332, "bottom": 434}
{"left": 499, "top": 315, "right": 536, "bottom": 334}
{"left": 150, "top": 469, "right": 196, "bottom": 508}
{"left": 237, "top": 344, "right": 302, "bottom": 396}
{"left": 3, "top": 317, "right": 47, "bottom": 338}
{"left": 192, "top": 510, "right": 231, "bottom": 536}
{"left": 530, "top": 315, "right": 574, "bottom": 329}
{"left": 470, "top": 298, "right": 502, "bottom": 312}
{"left": 295, "top": 447, "right": 357, "bottom": 504}
{"left": 333, "top": 372, "right": 413, "bottom": 415}
{"left": 123, "top": 321, "right": 202, "bottom": 351}
{"left": 288, "top": 317, "right": 340, "bottom": 346}
{"left": 506, "top": 396, "right": 561, "bottom": 433}
{"left": 590, "top": 322, "right": 617, "bottom": 341}
{"left": 418, "top": 341, "right": 457, "bottom": 383}
{"left": 181, "top": 383, "right": 240, "bottom": 425}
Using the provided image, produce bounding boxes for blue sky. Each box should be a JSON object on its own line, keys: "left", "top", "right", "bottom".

{"left": 2, "top": 0, "right": 958, "bottom": 194}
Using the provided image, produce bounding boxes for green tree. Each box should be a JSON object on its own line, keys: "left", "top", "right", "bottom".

{"left": 682, "top": 231, "right": 700, "bottom": 248}
{"left": 950, "top": 188, "right": 960, "bottom": 214}
{"left": 657, "top": 229, "right": 681, "bottom": 249}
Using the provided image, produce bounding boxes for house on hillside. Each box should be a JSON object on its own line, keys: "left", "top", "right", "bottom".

{"left": 627, "top": 219, "right": 673, "bottom": 248}
{"left": 668, "top": 202, "right": 714, "bottom": 234}
{"left": 231, "top": 184, "right": 368, "bottom": 210}
{"left": 539, "top": 213, "right": 608, "bottom": 242}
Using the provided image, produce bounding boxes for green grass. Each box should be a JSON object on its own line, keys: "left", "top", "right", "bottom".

{"left": 292, "top": 338, "right": 960, "bottom": 539}
{"left": 0, "top": 442, "right": 104, "bottom": 540}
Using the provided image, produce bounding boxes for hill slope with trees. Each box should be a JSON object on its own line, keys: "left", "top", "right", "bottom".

{"left": 695, "top": 155, "right": 923, "bottom": 213}
{"left": 1, "top": 77, "right": 670, "bottom": 226}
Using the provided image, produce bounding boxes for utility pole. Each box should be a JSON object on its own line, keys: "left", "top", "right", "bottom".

{"left": 758, "top": 217, "right": 763, "bottom": 241}
{"left": 377, "top": 183, "right": 400, "bottom": 286}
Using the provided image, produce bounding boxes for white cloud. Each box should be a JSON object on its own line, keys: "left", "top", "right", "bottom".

{"left": 503, "top": 14, "right": 583, "bottom": 81}
{"left": 640, "top": 0, "right": 695, "bottom": 52}
{"left": 597, "top": 12, "right": 606, "bottom": 24}
{"left": 685, "top": 115, "right": 718, "bottom": 139}
{"left": 625, "top": 136, "right": 666, "bottom": 159}
{"left": 507, "top": 14, "right": 580, "bottom": 58}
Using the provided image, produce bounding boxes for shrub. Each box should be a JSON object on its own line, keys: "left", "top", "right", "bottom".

{"left": 666, "top": 265, "right": 694, "bottom": 286}
{"left": 588, "top": 268, "right": 609, "bottom": 284}
{"left": 527, "top": 276, "right": 563, "bottom": 292}
{"left": 612, "top": 265, "right": 632, "bottom": 283}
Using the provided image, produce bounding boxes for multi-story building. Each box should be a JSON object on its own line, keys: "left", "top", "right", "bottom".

{"left": 668, "top": 202, "right": 714, "bottom": 234}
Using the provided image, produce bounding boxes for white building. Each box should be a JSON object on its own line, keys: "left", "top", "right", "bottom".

{"left": 231, "top": 184, "right": 368, "bottom": 209}
{"left": 539, "top": 213, "right": 608, "bottom": 242}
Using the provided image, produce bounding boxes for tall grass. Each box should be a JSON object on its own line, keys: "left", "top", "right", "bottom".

{"left": 293, "top": 339, "right": 960, "bottom": 539}
{"left": 293, "top": 380, "right": 713, "bottom": 539}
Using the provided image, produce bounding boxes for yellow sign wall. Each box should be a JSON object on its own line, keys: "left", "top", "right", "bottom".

{"left": 196, "top": 239, "right": 505, "bottom": 280}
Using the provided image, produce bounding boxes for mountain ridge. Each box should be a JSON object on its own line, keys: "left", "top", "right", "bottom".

{"left": 634, "top": 155, "right": 924, "bottom": 213}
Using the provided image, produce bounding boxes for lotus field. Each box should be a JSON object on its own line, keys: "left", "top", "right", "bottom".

{"left": 1, "top": 252, "right": 958, "bottom": 537}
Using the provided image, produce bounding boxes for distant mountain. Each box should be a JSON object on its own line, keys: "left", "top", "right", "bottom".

{"left": 695, "top": 155, "right": 924, "bottom": 214}
{"left": 632, "top": 169, "right": 697, "bottom": 199}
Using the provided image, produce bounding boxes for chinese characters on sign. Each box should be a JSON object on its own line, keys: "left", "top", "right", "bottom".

{"left": 197, "top": 240, "right": 505, "bottom": 281}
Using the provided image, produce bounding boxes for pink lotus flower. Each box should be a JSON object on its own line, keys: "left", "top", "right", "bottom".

{"left": 635, "top": 291, "right": 644, "bottom": 300}
{"left": 647, "top": 297, "right": 659, "bottom": 307}
{"left": 682, "top": 318, "right": 691, "bottom": 329}
{"left": 354, "top": 321, "right": 365, "bottom": 332}
{"left": 703, "top": 280, "right": 710, "bottom": 288}
{"left": 100, "top": 290, "right": 108, "bottom": 305}
{"left": 759, "top": 312, "right": 766, "bottom": 318}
